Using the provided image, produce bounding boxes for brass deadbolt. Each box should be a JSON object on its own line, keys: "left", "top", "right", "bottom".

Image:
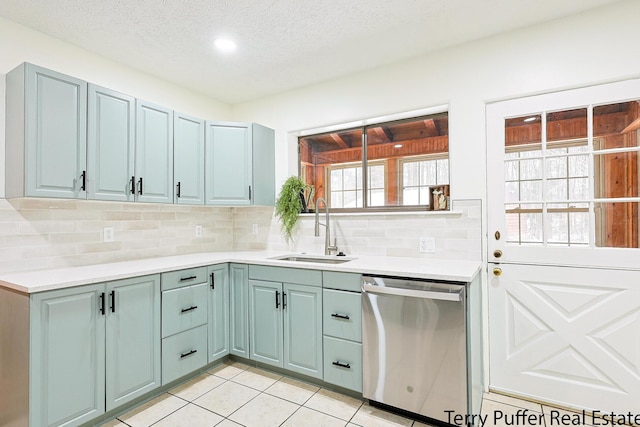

{"left": 493, "top": 250, "right": 503, "bottom": 258}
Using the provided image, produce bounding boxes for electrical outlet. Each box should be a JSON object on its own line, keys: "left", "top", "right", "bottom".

{"left": 195, "top": 225, "right": 202, "bottom": 238}
{"left": 419, "top": 237, "right": 435, "bottom": 253}
{"left": 103, "top": 227, "right": 114, "bottom": 242}
{"left": 252, "top": 224, "right": 259, "bottom": 235}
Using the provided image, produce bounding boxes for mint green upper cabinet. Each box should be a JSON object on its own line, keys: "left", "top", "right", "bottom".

{"left": 229, "top": 264, "right": 250, "bottom": 358}
{"left": 205, "top": 122, "right": 251, "bottom": 205}
{"left": 5, "top": 63, "right": 87, "bottom": 199}
{"left": 208, "top": 264, "right": 230, "bottom": 362}
{"left": 30, "top": 284, "right": 105, "bottom": 427}
{"left": 105, "top": 275, "right": 161, "bottom": 410}
{"left": 135, "top": 100, "right": 174, "bottom": 203}
{"left": 249, "top": 279, "right": 283, "bottom": 367}
{"left": 205, "top": 122, "right": 275, "bottom": 206}
{"left": 283, "top": 283, "right": 323, "bottom": 378}
{"left": 87, "top": 85, "right": 135, "bottom": 201}
{"left": 174, "top": 113, "right": 205, "bottom": 205}
{"left": 250, "top": 123, "right": 276, "bottom": 206}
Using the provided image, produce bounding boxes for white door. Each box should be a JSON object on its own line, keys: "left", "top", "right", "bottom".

{"left": 487, "top": 79, "right": 640, "bottom": 414}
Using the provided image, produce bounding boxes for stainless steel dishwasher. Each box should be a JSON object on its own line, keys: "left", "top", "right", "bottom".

{"left": 362, "top": 275, "right": 467, "bottom": 424}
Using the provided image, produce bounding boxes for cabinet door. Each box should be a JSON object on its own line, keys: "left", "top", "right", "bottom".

{"left": 249, "top": 279, "right": 283, "bottom": 368}
{"left": 30, "top": 284, "right": 105, "bottom": 427}
{"left": 87, "top": 84, "right": 135, "bottom": 201}
{"left": 135, "top": 100, "right": 174, "bottom": 203}
{"left": 229, "top": 263, "right": 249, "bottom": 357}
{"left": 105, "top": 275, "right": 161, "bottom": 411}
{"left": 174, "top": 113, "right": 205, "bottom": 205}
{"left": 205, "top": 122, "right": 252, "bottom": 205}
{"left": 283, "top": 283, "right": 323, "bottom": 379}
{"left": 208, "top": 264, "right": 230, "bottom": 362}
{"left": 25, "top": 64, "right": 87, "bottom": 199}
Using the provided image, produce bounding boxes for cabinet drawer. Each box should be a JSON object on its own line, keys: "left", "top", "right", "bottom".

{"left": 162, "top": 325, "right": 208, "bottom": 385}
{"left": 323, "top": 336, "right": 362, "bottom": 393}
{"left": 161, "top": 267, "right": 208, "bottom": 291}
{"left": 323, "top": 289, "right": 362, "bottom": 342}
{"left": 162, "top": 283, "right": 208, "bottom": 337}
{"left": 322, "top": 271, "right": 362, "bottom": 292}
{"left": 249, "top": 265, "right": 322, "bottom": 287}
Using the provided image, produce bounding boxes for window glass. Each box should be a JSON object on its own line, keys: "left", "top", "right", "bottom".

{"left": 299, "top": 113, "right": 449, "bottom": 210}
{"left": 503, "top": 102, "right": 640, "bottom": 248}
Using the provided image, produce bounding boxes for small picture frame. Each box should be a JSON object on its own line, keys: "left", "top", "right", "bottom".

{"left": 429, "top": 185, "right": 450, "bottom": 211}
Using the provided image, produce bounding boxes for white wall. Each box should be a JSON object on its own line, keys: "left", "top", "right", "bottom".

{"left": 0, "top": 16, "right": 232, "bottom": 198}
{"left": 231, "top": 0, "right": 640, "bottom": 203}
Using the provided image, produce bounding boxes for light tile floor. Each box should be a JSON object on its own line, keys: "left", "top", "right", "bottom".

{"left": 102, "top": 361, "right": 590, "bottom": 427}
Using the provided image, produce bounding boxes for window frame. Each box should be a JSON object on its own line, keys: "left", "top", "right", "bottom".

{"left": 297, "top": 109, "right": 450, "bottom": 213}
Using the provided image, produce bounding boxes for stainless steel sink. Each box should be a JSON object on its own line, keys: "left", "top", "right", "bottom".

{"left": 270, "top": 254, "right": 355, "bottom": 264}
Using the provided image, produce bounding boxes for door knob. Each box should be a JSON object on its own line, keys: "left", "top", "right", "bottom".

{"left": 493, "top": 267, "right": 502, "bottom": 277}
{"left": 493, "top": 250, "right": 503, "bottom": 258}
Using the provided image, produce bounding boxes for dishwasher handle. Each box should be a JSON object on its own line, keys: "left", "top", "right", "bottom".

{"left": 361, "top": 282, "right": 462, "bottom": 302}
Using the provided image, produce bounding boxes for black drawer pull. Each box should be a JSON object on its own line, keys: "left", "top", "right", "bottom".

{"left": 180, "top": 349, "right": 197, "bottom": 359}
{"left": 181, "top": 305, "right": 198, "bottom": 313}
{"left": 331, "top": 313, "right": 350, "bottom": 320}
{"left": 332, "top": 361, "right": 351, "bottom": 369}
{"left": 180, "top": 275, "right": 197, "bottom": 282}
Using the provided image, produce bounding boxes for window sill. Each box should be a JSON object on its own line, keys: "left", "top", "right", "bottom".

{"left": 298, "top": 210, "right": 463, "bottom": 218}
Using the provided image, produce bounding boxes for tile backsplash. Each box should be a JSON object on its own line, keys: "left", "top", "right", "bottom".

{"left": 0, "top": 198, "right": 233, "bottom": 274}
{"left": 234, "top": 199, "right": 482, "bottom": 261}
{"left": 0, "top": 198, "right": 481, "bottom": 275}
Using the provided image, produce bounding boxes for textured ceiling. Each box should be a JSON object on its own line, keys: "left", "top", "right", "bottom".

{"left": 0, "top": 0, "right": 623, "bottom": 104}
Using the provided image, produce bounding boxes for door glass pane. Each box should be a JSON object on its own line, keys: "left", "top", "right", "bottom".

{"left": 594, "top": 202, "right": 639, "bottom": 248}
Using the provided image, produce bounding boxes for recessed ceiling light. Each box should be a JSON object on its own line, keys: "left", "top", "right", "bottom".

{"left": 394, "top": 144, "right": 403, "bottom": 148}
{"left": 213, "top": 38, "right": 236, "bottom": 53}
{"left": 524, "top": 117, "right": 537, "bottom": 122}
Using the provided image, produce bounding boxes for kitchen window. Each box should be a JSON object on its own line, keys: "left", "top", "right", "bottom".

{"left": 299, "top": 112, "right": 449, "bottom": 211}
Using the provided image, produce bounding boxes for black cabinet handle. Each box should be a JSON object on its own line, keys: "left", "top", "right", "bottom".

{"left": 248, "top": 185, "right": 252, "bottom": 200}
{"left": 180, "top": 276, "right": 197, "bottom": 282}
{"left": 80, "top": 171, "right": 86, "bottom": 191}
{"left": 130, "top": 176, "right": 135, "bottom": 194}
{"left": 283, "top": 292, "right": 287, "bottom": 309}
{"left": 210, "top": 272, "right": 215, "bottom": 289}
{"left": 180, "top": 349, "right": 197, "bottom": 359}
{"left": 181, "top": 305, "right": 198, "bottom": 313}
{"left": 176, "top": 182, "right": 181, "bottom": 198}
{"left": 332, "top": 361, "right": 351, "bottom": 369}
{"left": 137, "top": 177, "right": 143, "bottom": 195}
{"left": 331, "top": 313, "right": 350, "bottom": 320}
{"left": 99, "top": 292, "right": 105, "bottom": 315}
{"left": 275, "top": 290, "right": 280, "bottom": 309}
{"left": 109, "top": 290, "right": 115, "bottom": 313}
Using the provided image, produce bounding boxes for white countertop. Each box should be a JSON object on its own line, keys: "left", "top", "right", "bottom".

{"left": 0, "top": 251, "right": 482, "bottom": 294}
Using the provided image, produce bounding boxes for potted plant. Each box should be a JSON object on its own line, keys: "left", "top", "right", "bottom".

{"left": 275, "top": 176, "right": 308, "bottom": 243}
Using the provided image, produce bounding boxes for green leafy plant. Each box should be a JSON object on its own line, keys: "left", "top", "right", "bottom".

{"left": 275, "top": 176, "right": 307, "bottom": 243}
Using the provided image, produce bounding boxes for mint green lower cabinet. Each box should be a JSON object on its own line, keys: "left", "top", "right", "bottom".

{"left": 105, "top": 275, "right": 161, "bottom": 410}
{"left": 283, "top": 283, "right": 323, "bottom": 379}
{"left": 30, "top": 284, "right": 106, "bottom": 427}
{"left": 208, "top": 264, "right": 230, "bottom": 362}
{"left": 162, "top": 325, "right": 208, "bottom": 385}
{"left": 246, "top": 275, "right": 323, "bottom": 378}
{"left": 229, "top": 264, "right": 249, "bottom": 357}
{"left": 249, "top": 279, "right": 283, "bottom": 367}
{"left": 323, "top": 336, "right": 363, "bottom": 393}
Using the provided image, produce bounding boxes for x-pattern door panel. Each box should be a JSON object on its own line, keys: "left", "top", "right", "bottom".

{"left": 489, "top": 263, "right": 640, "bottom": 413}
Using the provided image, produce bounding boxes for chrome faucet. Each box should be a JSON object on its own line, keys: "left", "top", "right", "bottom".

{"left": 315, "top": 198, "right": 338, "bottom": 255}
